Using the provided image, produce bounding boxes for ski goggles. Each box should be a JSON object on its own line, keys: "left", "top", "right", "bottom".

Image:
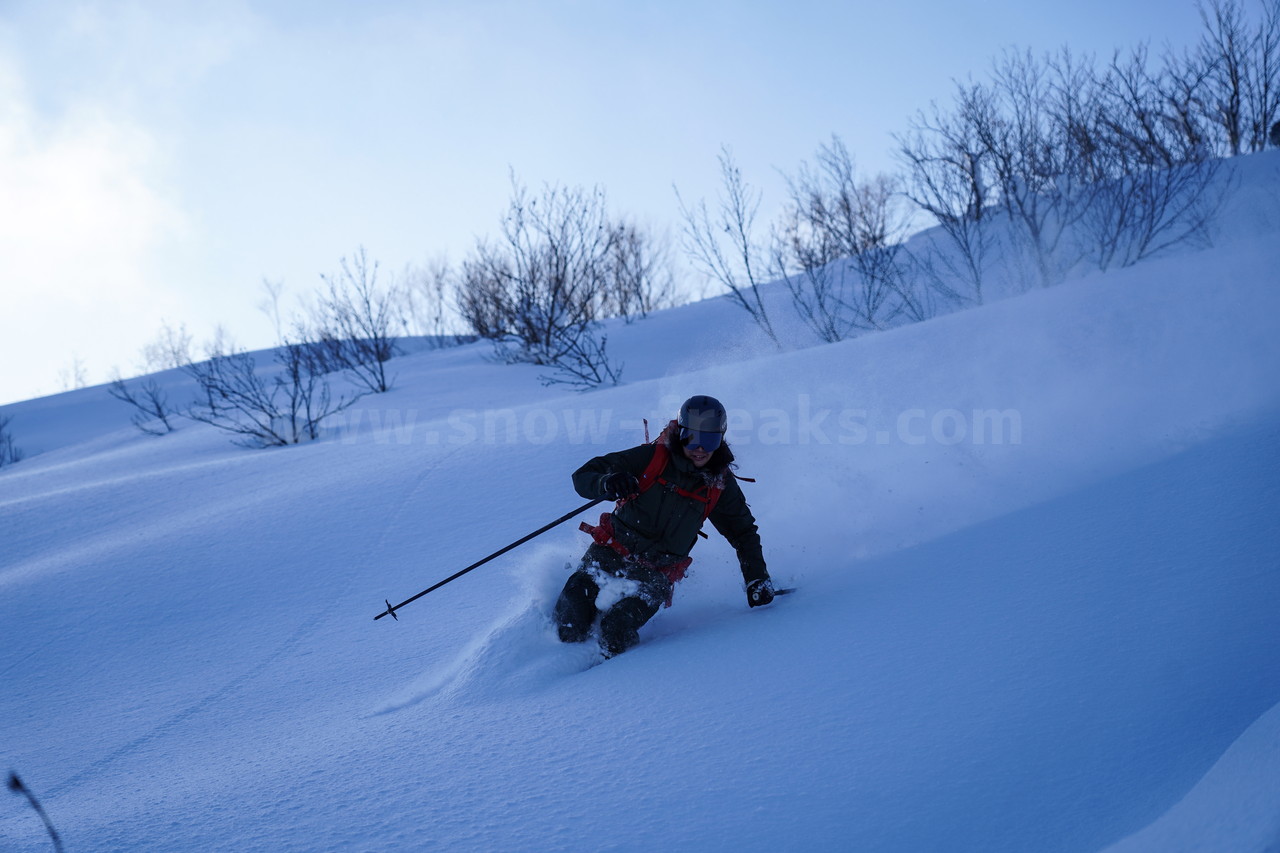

{"left": 679, "top": 426, "right": 723, "bottom": 452}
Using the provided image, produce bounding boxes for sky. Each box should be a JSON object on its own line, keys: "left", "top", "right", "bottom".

{"left": 0, "top": 0, "right": 1211, "bottom": 406}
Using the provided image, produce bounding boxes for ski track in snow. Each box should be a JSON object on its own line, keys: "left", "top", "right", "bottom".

{"left": 47, "top": 594, "right": 336, "bottom": 799}
{"left": 46, "top": 444, "right": 468, "bottom": 800}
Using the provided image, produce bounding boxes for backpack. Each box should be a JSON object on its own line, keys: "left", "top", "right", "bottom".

{"left": 576, "top": 420, "right": 724, "bottom": 605}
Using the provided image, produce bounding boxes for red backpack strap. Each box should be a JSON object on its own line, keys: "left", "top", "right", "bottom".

{"left": 633, "top": 419, "right": 678, "bottom": 496}
{"left": 637, "top": 440, "right": 669, "bottom": 495}
{"left": 650, "top": 419, "right": 726, "bottom": 522}
{"left": 702, "top": 486, "right": 722, "bottom": 521}
{"left": 633, "top": 419, "right": 724, "bottom": 524}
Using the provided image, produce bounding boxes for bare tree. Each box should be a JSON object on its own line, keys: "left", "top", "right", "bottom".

{"left": 677, "top": 147, "right": 779, "bottom": 345}
{"left": 1246, "top": 0, "right": 1280, "bottom": 150}
{"left": 1159, "top": 43, "right": 1219, "bottom": 155}
{"left": 107, "top": 374, "right": 179, "bottom": 436}
{"left": 0, "top": 413, "right": 24, "bottom": 467}
{"left": 1196, "top": 0, "right": 1280, "bottom": 154}
{"left": 456, "top": 251, "right": 508, "bottom": 343}
{"left": 1093, "top": 47, "right": 1194, "bottom": 170}
{"left": 892, "top": 36, "right": 1239, "bottom": 297}
{"left": 458, "top": 178, "right": 608, "bottom": 361}
{"left": 1199, "top": 0, "right": 1252, "bottom": 154}
{"left": 1083, "top": 46, "right": 1229, "bottom": 269}
{"left": 203, "top": 324, "right": 239, "bottom": 360}
{"left": 140, "top": 321, "right": 194, "bottom": 372}
{"left": 539, "top": 329, "right": 624, "bottom": 390}
{"left": 456, "top": 176, "right": 640, "bottom": 387}
{"left": 58, "top": 356, "right": 89, "bottom": 391}
{"left": 309, "top": 247, "right": 401, "bottom": 394}
{"left": 1081, "top": 157, "right": 1226, "bottom": 270}
{"left": 847, "top": 174, "right": 930, "bottom": 325}
{"left": 184, "top": 344, "right": 361, "bottom": 448}
{"left": 981, "top": 48, "right": 1102, "bottom": 287}
{"left": 774, "top": 137, "right": 919, "bottom": 339}
{"left": 399, "top": 256, "right": 473, "bottom": 346}
{"left": 898, "top": 84, "right": 999, "bottom": 307}
{"left": 257, "top": 278, "right": 287, "bottom": 342}
{"left": 601, "top": 222, "right": 679, "bottom": 323}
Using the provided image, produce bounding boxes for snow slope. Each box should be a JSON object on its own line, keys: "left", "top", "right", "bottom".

{"left": 2, "top": 152, "right": 1279, "bottom": 851}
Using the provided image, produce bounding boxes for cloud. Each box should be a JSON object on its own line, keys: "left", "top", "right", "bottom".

{"left": 0, "top": 56, "right": 187, "bottom": 403}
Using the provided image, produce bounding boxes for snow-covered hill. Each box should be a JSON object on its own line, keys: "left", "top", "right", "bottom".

{"left": 2, "top": 152, "right": 1279, "bottom": 852}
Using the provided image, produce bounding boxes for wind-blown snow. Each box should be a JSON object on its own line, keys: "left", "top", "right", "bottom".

{"left": 2, "top": 152, "right": 1279, "bottom": 852}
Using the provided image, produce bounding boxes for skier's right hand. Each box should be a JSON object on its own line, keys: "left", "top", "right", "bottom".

{"left": 599, "top": 471, "right": 639, "bottom": 500}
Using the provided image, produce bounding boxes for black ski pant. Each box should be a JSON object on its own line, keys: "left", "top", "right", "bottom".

{"left": 553, "top": 543, "right": 673, "bottom": 656}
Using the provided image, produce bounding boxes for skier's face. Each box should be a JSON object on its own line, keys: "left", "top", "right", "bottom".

{"left": 682, "top": 442, "right": 711, "bottom": 468}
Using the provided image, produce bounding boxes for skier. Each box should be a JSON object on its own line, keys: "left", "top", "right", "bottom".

{"left": 553, "top": 394, "right": 774, "bottom": 657}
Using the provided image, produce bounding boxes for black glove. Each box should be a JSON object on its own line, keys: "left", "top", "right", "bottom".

{"left": 746, "top": 578, "right": 775, "bottom": 608}
{"left": 599, "top": 471, "right": 639, "bottom": 500}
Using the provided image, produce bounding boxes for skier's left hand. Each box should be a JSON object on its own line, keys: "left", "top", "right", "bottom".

{"left": 746, "top": 578, "right": 775, "bottom": 608}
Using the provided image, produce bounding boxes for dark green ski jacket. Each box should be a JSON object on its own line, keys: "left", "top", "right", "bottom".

{"left": 572, "top": 436, "right": 769, "bottom": 585}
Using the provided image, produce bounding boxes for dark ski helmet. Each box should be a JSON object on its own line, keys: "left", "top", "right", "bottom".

{"left": 678, "top": 395, "right": 727, "bottom": 452}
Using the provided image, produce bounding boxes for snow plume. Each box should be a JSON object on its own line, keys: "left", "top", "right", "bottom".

{"left": 370, "top": 541, "right": 598, "bottom": 714}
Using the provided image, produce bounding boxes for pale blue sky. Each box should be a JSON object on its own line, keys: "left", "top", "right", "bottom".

{"left": 0, "top": 0, "right": 1208, "bottom": 404}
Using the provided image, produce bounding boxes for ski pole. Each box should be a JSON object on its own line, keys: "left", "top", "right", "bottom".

{"left": 8, "top": 773, "right": 63, "bottom": 853}
{"left": 375, "top": 497, "right": 605, "bottom": 621}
